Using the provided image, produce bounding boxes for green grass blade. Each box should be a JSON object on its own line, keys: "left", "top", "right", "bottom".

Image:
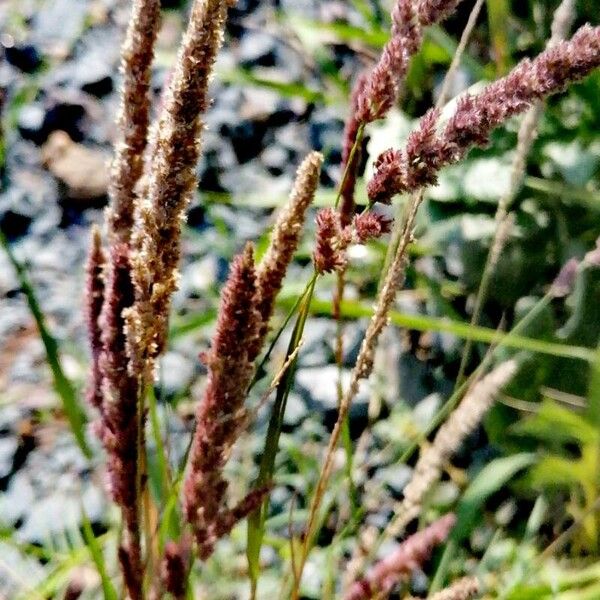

{"left": 399, "top": 293, "right": 555, "bottom": 465}
{"left": 218, "top": 67, "right": 332, "bottom": 104}
{"left": 486, "top": 0, "right": 511, "bottom": 74}
{"left": 246, "top": 274, "right": 317, "bottom": 595}
{"left": 81, "top": 507, "right": 118, "bottom": 600}
{"left": 301, "top": 296, "right": 595, "bottom": 363}
{"left": 525, "top": 176, "right": 600, "bottom": 209}
{"left": 147, "top": 386, "right": 171, "bottom": 504}
{"left": 586, "top": 345, "right": 600, "bottom": 427}
{"left": 249, "top": 282, "right": 311, "bottom": 392}
{"left": 0, "top": 231, "right": 90, "bottom": 458}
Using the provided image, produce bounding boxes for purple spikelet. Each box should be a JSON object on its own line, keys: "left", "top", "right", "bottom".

{"left": 97, "top": 242, "right": 142, "bottom": 598}
{"left": 344, "top": 514, "right": 456, "bottom": 600}
{"left": 368, "top": 25, "right": 600, "bottom": 204}
{"left": 183, "top": 243, "right": 262, "bottom": 558}
{"left": 84, "top": 225, "right": 106, "bottom": 411}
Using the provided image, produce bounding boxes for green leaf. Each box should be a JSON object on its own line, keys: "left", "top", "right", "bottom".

{"left": 431, "top": 453, "right": 536, "bottom": 593}
{"left": 524, "top": 176, "right": 600, "bottom": 210}
{"left": 288, "top": 16, "right": 388, "bottom": 48}
{"left": 0, "top": 231, "right": 90, "bottom": 458}
{"left": 586, "top": 345, "right": 600, "bottom": 426}
{"left": 454, "top": 453, "right": 537, "bottom": 538}
{"left": 529, "top": 455, "right": 585, "bottom": 489}
{"left": 486, "top": 0, "right": 511, "bottom": 74}
{"left": 81, "top": 507, "right": 118, "bottom": 600}
{"left": 246, "top": 275, "right": 317, "bottom": 595}
{"left": 511, "top": 400, "right": 598, "bottom": 446}
{"left": 300, "top": 296, "right": 596, "bottom": 363}
{"left": 217, "top": 67, "right": 332, "bottom": 104}
{"left": 146, "top": 386, "right": 174, "bottom": 535}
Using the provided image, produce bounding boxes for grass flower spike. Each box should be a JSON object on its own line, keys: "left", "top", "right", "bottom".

{"left": 344, "top": 514, "right": 456, "bottom": 600}
{"left": 183, "top": 243, "right": 262, "bottom": 558}
{"left": 84, "top": 225, "right": 106, "bottom": 412}
{"left": 106, "top": 0, "right": 160, "bottom": 243}
{"left": 368, "top": 24, "right": 600, "bottom": 204}
{"left": 427, "top": 577, "right": 480, "bottom": 600}
{"left": 97, "top": 243, "right": 143, "bottom": 598}
{"left": 389, "top": 361, "right": 518, "bottom": 536}
{"left": 127, "top": 0, "right": 231, "bottom": 376}
{"left": 339, "top": 0, "right": 466, "bottom": 222}
{"left": 255, "top": 151, "right": 323, "bottom": 344}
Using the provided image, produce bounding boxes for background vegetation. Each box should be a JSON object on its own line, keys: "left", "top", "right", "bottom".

{"left": 1, "top": 0, "right": 600, "bottom": 598}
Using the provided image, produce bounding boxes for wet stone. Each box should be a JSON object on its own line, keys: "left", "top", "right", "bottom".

{"left": 42, "top": 131, "right": 109, "bottom": 203}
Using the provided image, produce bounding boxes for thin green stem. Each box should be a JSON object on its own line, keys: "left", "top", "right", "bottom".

{"left": 247, "top": 274, "right": 317, "bottom": 597}
{"left": 334, "top": 122, "right": 365, "bottom": 210}
{"left": 249, "top": 275, "right": 315, "bottom": 391}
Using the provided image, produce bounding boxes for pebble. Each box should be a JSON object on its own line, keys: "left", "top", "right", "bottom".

{"left": 41, "top": 130, "right": 109, "bottom": 202}
{"left": 17, "top": 103, "right": 47, "bottom": 144}
{"left": 238, "top": 31, "right": 278, "bottom": 68}
{"left": 295, "top": 365, "right": 370, "bottom": 434}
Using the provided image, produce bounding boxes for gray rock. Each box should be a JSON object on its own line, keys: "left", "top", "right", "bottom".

{"left": 4, "top": 43, "right": 43, "bottom": 73}
{"left": 238, "top": 31, "right": 277, "bottom": 68}
{"left": 282, "top": 392, "right": 309, "bottom": 428}
{"left": 295, "top": 365, "right": 369, "bottom": 434}
{"left": 0, "top": 437, "right": 18, "bottom": 479}
{"left": 0, "top": 542, "right": 45, "bottom": 597}
{"left": 297, "top": 318, "right": 336, "bottom": 367}
{"left": 261, "top": 144, "right": 289, "bottom": 176}
{"left": 158, "top": 352, "right": 196, "bottom": 397}
{"left": 374, "top": 463, "right": 413, "bottom": 497}
{"left": 0, "top": 471, "right": 36, "bottom": 526}
{"left": 32, "top": 0, "right": 87, "bottom": 54}
{"left": 17, "top": 104, "right": 46, "bottom": 143}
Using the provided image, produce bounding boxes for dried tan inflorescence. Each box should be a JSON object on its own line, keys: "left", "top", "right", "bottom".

{"left": 106, "top": 0, "right": 160, "bottom": 243}
{"left": 125, "top": 0, "right": 231, "bottom": 380}
{"left": 389, "top": 361, "right": 517, "bottom": 538}
{"left": 427, "top": 577, "right": 480, "bottom": 600}
{"left": 255, "top": 151, "right": 323, "bottom": 343}
{"left": 344, "top": 514, "right": 456, "bottom": 600}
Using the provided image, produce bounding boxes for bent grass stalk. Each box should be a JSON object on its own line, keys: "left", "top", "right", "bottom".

{"left": 246, "top": 130, "right": 364, "bottom": 592}
{"left": 292, "top": 4, "right": 489, "bottom": 590}
{"left": 290, "top": 194, "right": 421, "bottom": 600}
